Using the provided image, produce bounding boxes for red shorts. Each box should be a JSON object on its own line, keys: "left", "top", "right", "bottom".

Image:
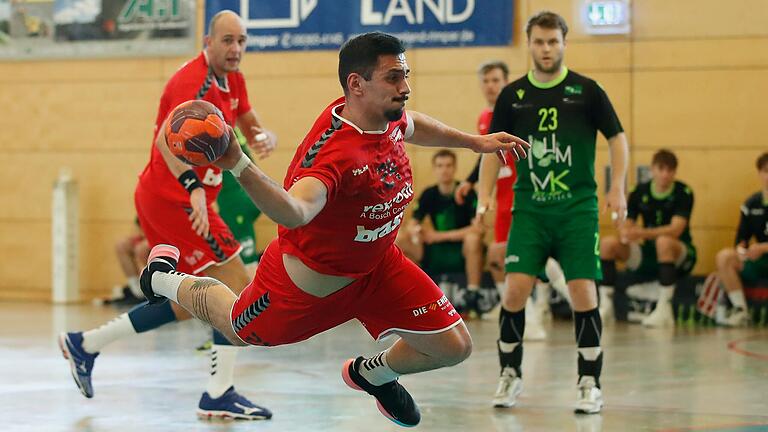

{"left": 135, "top": 183, "right": 241, "bottom": 275}
{"left": 230, "top": 240, "right": 462, "bottom": 346}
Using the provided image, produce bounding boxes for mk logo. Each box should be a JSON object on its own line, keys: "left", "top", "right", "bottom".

{"left": 516, "top": 89, "right": 525, "bottom": 100}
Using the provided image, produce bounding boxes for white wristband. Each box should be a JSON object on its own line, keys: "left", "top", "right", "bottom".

{"left": 230, "top": 153, "right": 251, "bottom": 178}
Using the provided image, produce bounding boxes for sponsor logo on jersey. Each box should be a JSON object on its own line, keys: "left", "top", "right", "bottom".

{"left": 516, "top": 89, "right": 525, "bottom": 100}
{"left": 388, "top": 126, "right": 404, "bottom": 146}
{"left": 352, "top": 165, "right": 369, "bottom": 176}
{"left": 377, "top": 159, "right": 402, "bottom": 189}
{"left": 565, "top": 85, "right": 582, "bottom": 95}
{"left": 505, "top": 255, "right": 520, "bottom": 264}
{"left": 362, "top": 182, "right": 413, "bottom": 214}
{"left": 354, "top": 212, "right": 404, "bottom": 243}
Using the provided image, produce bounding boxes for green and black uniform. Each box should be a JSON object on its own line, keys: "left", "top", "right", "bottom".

{"left": 626, "top": 180, "right": 696, "bottom": 276}
{"left": 491, "top": 67, "right": 623, "bottom": 280}
{"left": 216, "top": 129, "right": 262, "bottom": 265}
{"left": 412, "top": 182, "right": 477, "bottom": 275}
{"left": 735, "top": 192, "right": 768, "bottom": 283}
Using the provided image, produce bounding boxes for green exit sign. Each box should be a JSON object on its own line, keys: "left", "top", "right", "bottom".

{"left": 581, "top": 0, "right": 630, "bottom": 34}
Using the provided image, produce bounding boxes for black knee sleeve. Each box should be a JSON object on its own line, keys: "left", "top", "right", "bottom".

{"left": 498, "top": 307, "right": 525, "bottom": 376}
{"left": 575, "top": 308, "right": 603, "bottom": 386}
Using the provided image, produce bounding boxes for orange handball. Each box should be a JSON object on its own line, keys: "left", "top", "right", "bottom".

{"left": 165, "top": 100, "right": 230, "bottom": 166}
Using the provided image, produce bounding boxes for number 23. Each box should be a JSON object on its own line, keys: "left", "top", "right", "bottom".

{"left": 538, "top": 107, "right": 558, "bottom": 131}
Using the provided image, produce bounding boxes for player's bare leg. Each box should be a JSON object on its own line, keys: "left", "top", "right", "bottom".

{"left": 598, "top": 235, "right": 631, "bottom": 322}
{"left": 568, "top": 278, "right": 604, "bottom": 414}
{"left": 642, "top": 236, "right": 684, "bottom": 328}
{"left": 138, "top": 245, "right": 271, "bottom": 420}
{"left": 716, "top": 248, "right": 750, "bottom": 326}
{"left": 493, "top": 272, "right": 535, "bottom": 408}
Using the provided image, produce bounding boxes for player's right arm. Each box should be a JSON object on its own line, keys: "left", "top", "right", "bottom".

{"left": 154, "top": 116, "right": 210, "bottom": 238}
{"left": 476, "top": 153, "right": 501, "bottom": 219}
{"left": 214, "top": 131, "right": 327, "bottom": 228}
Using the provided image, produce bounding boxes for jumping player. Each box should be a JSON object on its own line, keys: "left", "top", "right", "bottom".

{"left": 138, "top": 32, "right": 529, "bottom": 427}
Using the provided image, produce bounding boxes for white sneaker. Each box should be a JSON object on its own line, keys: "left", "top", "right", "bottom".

{"left": 524, "top": 302, "right": 547, "bottom": 341}
{"left": 599, "top": 292, "right": 614, "bottom": 323}
{"left": 723, "top": 307, "right": 750, "bottom": 327}
{"left": 492, "top": 367, "right": 523, "bottom": 408}
{"left": 642, "top": 301, "right": 674, "bottom": 327}
{"left": 574, "top": 376, "right": 603, "bottom": 414}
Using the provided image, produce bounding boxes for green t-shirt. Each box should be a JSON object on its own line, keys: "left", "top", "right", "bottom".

{"left": 627, "top": 180, "right": 695, "bottom": 244}
{"left": 491, "top": 67, "right": 624, "bottom": 214}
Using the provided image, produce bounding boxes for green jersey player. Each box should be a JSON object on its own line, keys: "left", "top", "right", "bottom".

{"left": 478, "top": 11, "right": 629, "bottom": 414}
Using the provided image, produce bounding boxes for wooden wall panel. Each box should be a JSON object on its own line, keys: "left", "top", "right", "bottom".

{"left": 633, "top": 0, "right": 768, "bottom": 39}
{"left": 2, "top": 1, "right": 768, "bottom": 300}
{"left": 633, "top": 70, "right": 768, "bottom": 149}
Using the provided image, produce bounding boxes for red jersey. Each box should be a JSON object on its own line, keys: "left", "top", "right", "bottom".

{"left": 477, "top": 107, "right": 493, "bottom": 135}
{"left": 478, "top": 107, "right": 517, "bottom": 241}
{"left": 138, "top": 51, "right": 252, "bottom": 204}
{"left": 278, "top": 97, "right": 414, "bottom": 278}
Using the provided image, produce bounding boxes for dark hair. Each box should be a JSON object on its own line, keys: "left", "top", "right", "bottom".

{"left": 652, "top": 149, "right": 678, "bottom": 170}
{"left": 432, "top": 149, "right": 456, "bottom": 164}
{"left": 478, "top": 60, "right": 509, "bottom": 80}
{"left": 338, "top": 32, "right": 406, "bottom": 92}
{"left": 757, "top": 152, "right": 768, "bottom": 170}
{"left": 526, "top": 11, "right": 569, "bottom": 39}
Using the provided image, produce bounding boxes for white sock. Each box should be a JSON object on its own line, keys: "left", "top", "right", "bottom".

{"left": 207, "top": 344, "right": 238, "bottom": 398}
{"left": 545, "top": 259, "right": 570, "bottom": 302}
{"left": 601, "top": 286, "right": 614, "bottom": 297}
{"left": 127, "top": 276, "right": 143, "bottom": 298}
{"left": 467, "top": 284, "right": 480, "bottom": 292}
{"left": 535, "top": 281, "right": 550, "bottom": 304}
{"left": 151, "top": 271, "right": 187, "bottom": 303}
{"left": 577, "top": 346, "right": 602, "bottom": 361}
{"left": 82, "top": 313, "right": 137, "bottom": 353}
{"left": 727, "top": 290, "right": 747, "bottom": 309}
{"left": 498, "top": 341, "right": 519, "bottom": 353}
{"left": 658, "top": 285, "right": 675, "bottom": 304}
{"left": 359, "top": 351, "right": 400, "bottom": 386}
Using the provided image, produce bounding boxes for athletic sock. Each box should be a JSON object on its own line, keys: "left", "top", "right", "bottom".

{"left": 498, "top": 307, "right": 525, "bottom": 377}
{"left": 358, "top": 350, "right": 400, "bottom": 386}
{"left": 82, "top": 312, "right": 139, "bottom": 353}
{"left": 727, "top": 289, "right": 747, "bottom": 309}
{"left": 574, "top": 308, "right": 603, "bottom": 387}
{"left": 151, "top": 271, "right": 188, "bottom": 303}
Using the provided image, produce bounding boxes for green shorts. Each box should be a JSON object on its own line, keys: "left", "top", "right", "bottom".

{"left": 632, "top": 241, "right": 697, "bottom": 277}
{"left": 741, "top": 254, "right": 768, "bottom": 284}
{"left": 217, "top": 172, "right": 262, "bottom": 265}
{"left": 505, "top": 210, "right": 601, "bottom": 281}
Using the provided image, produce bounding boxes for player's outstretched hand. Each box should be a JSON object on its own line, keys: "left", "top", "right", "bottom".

{"left": 188, "top": 188, "right": 210, "bottom": 238}
{"left": 248, "top": 126, "right": 277, "bottom": 160}
{"left": 471, "top": 132, "right": 530, "bottom": 162}
{"left": 215, "top": 126, "right": 246, "bottom": 170}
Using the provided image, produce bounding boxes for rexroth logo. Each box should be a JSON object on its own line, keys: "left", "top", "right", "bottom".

{"left": 363, "top": 183, "right": 413, "bottom": 213}
{"left": 354, "top": 212, "right": 404, "bottom": 243}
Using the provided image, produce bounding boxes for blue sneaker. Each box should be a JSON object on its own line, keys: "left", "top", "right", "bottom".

{"left": 197, "top": 386, "right": 273, "bottom": 420}
{"left": 58, "top": 332, "right": 98, "bottom": 398}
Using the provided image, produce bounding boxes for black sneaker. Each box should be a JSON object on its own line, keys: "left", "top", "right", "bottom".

{"left": 341, "top": 357, "right": 420, "bottom": 427}
{"left": 139, "top": 244, "right": 180, "bottom": 305}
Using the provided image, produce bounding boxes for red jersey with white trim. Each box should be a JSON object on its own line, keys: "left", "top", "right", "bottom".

{"left": 138, "top": 51, "right": 252, "bottom": 204}
{"left": 278, "top": 97, "right": 414, "bottom": 278}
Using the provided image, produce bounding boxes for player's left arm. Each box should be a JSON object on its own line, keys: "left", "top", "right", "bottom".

{"left": 237, "top": 109, "right": 277, "bottom": 160}
{"left": 407, "top": 111, "right": 530, "bottom": 162}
